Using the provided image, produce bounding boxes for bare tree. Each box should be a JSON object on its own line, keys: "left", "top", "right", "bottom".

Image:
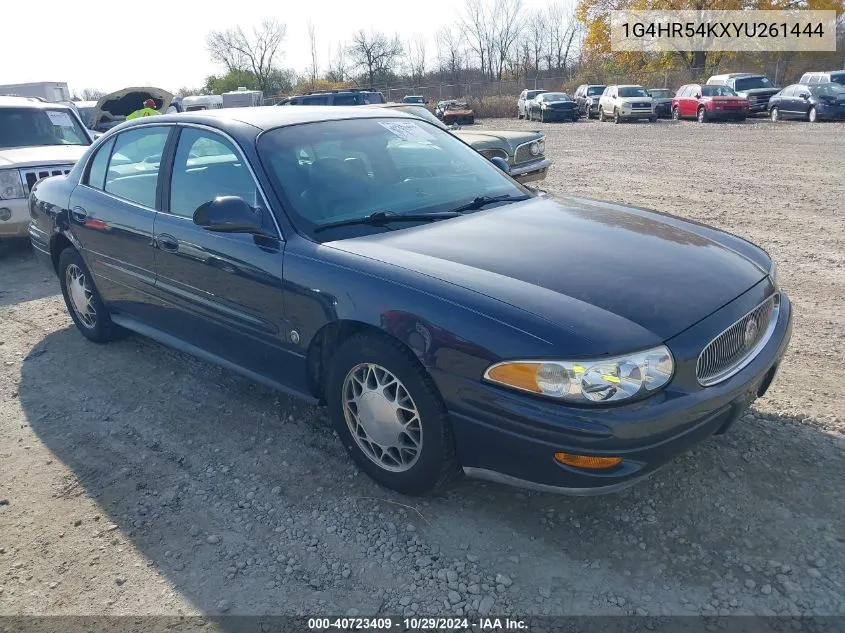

{"left": 490, "top": 0, "right": 524, "bottom": 80}
{"left": 347, "top": 30, "right": 404, "bottom": 87}
{"left": 545, "top": 3, "right": 579, "bottom": 74}
{"left": 307, "top": 20, "right": 319, "bottom": 85}
{"left": 435, "top": 26, "right": 465, "bottom": 85}
{"left": 80, "top": 88, "right": 105, "bottom": 101}
{"left": 206, "top": 19, "right": 287, "bottom": 93}
{"left": 525, "top": 9, "right": 548, "bottom": 78}
{"left": 406, "top": 33, "right": 427, "bottom": 85}
{"left": 461, "top": 0, "right": 493, "bottom": 78}
{"left": 326, "top": 41, "right": 348, "bottom": 83}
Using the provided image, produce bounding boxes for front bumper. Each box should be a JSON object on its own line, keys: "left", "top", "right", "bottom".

{"left": 0, "top": 198, "right": 30, "bottom": 238}
{"left": 707, "top": 108, "right": 748, "bottom": 120}
{"left": 817, "top": 104, "right": 845, "bottom": 120}
{"left": 654, "top": 102, "right": 672, "bottom": 117}
{"left": 746, "top": 101, "right": 770, "bottom": 114}
{"left": 540, "top": 109, "right": 579, "bottom": 121}
{"left": 509, "top": 157, "right": 551, "bottom": 184}
{"left": 438, "top": 289, "right": 792, "bottom": 495}
{"left": 620, "top": 109, "right": 654, "bottom": 120}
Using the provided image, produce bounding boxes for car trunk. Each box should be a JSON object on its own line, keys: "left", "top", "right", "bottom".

{"left": 91, "top": 87, "right": 173, "bottom": 132}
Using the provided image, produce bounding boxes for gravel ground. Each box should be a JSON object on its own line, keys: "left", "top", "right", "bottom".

{"left": 1, "top": 117, "right": 843, "bottom": 620}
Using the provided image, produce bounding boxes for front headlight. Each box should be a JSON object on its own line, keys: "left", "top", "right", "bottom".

{"left": 536, "top": 138, "right": 545, "bottom": 154}
{"left": 529, "top": 141, "right": 540, "bottom": 156}
{"left": 484, "top": 345, "right": 674, "bottom": 404}
{"left": 0, "top": 169, "right": 25, "bottom": 200}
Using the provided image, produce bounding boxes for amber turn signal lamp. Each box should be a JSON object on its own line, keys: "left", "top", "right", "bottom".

{"left": 485, "top": 363, "right": 541, "bottom": 393}
{"left": 554, "top": 452, "right": 622, "bottom": 469}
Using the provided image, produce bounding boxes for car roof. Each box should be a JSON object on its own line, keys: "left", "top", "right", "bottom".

{"left": 0, "top": 96, "right": 74, "bottom": 109}
{"left": 109, "top": 105, "right": 419, "bottom": 132}
{"left": 612, "top": 84, "right": 645, "bottom": 88}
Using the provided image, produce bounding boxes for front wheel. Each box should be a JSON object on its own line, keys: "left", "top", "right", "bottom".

{"left": 808, "top": 106, "right": 817, "bottom": 123}
{"left": 613, "top": 108, "right": 621, "bottom": 124}
{"left": 697, "top": 107, "right": 707, "bottom": 123}
{"left": 539, "top": 110, "right": 545, "bottom": 123}
{"left": 649, "top": 116, "right": 657, "bottom": 123}
{"left": 770, "top": 107, "right": 779, "bottom": 122}
{"left": 58, "top": 247, "right": 127, "bottom": 344}
{"left": 672, "top": 106, "right": 681, "bottom": 121}
{"left": 325, "top": 333, "right": 459, "bottom": 495}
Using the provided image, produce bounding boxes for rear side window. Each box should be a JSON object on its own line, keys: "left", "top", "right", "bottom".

{"left": 808, "top": 76, "right": 821, "bottom": 84}
{"left": 104, "top": 127, "right": 169, "bottom": 208}
{"left": 333, "top": 94, "right": 360, "bottom": 105}
{"left": 302, "top": 95, "right": 329, "bottom": 105}
{"left": 85, "top": 137, "right": 115, "bottom": 190}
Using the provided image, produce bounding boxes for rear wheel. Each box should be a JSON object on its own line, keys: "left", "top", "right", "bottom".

{"left": 770, "top": 107, "right": 779, "bottom": 122}
{"left": 325, "top": 333, "right": 459, "bottom": 495}
{"left": 58, "top": 247, "right": 127, "bottom": 344}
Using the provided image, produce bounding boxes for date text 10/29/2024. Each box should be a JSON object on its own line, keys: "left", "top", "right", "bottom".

{"left": 307, "top": 617, "right": 528, "bottom": 631}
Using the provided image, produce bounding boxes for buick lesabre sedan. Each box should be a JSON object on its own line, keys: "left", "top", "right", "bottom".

{"left": 29, "top": 107, "right": 792, "bottom": 496}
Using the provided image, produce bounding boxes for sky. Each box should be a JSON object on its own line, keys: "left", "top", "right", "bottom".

{"left": 4, "top": 0, "right": 569, "bottom": 97}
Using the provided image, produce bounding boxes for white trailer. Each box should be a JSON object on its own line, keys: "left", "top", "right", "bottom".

{"left": 221, "top": 87, "right": 264, "bottom": 108}
{"left": 0, "top": 81, "right": 70, "bottom": 102}
{"left": 182, "top": 95, "right": 224, "bottom": 111}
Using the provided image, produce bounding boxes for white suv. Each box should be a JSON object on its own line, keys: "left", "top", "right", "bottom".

{"left": 0, "top": 97, "right": 91, "bottom": 242}
{"left": 598, "top": 85, "right": 656, "bottom": 123}
{"left": 517, "top": 89, "right": 548, "bottom": 119}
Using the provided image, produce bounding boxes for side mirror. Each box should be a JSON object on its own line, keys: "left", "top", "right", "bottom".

{"left": 801, "top": 93, "right": 810, "bottom": 99}
{"left": 694, "top": 93, "right": 702, "bottom": 99}
{"left": 490, "top": 156, "right": 510, "bottom": 174}
{"left": 193, "top": 196, "right": 262, "bottom": 233}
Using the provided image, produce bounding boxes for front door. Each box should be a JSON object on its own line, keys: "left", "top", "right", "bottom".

{"left": 69, "top": 125, "right": 171, "bottom": 317}
{"left": 149, "top": 126, "right": 296, "bottom": 389}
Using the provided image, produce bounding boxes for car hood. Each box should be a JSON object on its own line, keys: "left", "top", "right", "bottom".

{"left": 736, "top": 87, "right": 779, "bottom": 97}
{"left": 617, "top": 96, "right": 653, "bottom": 103}
{"left": 91, "top": 87, "right": 173, "bottom": 127}
{"left": 0, "top": 145, "right": 89, "bottom": 168}
{"left": 328, "top": 196, "right": 768, "bottom": 342}
{"left": 454, "top": 130, "right": 540, "bottom": 151}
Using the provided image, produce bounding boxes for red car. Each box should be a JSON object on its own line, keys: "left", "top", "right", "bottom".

{"left": 672, "top": 84, "right": 749, "bottom": 122}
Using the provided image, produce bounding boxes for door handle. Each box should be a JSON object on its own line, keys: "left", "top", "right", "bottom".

{"left": 71, "top": 206, "right": 87, "bottom": 223}
{"left": 156, "top": 233, "right": 179, "bottom": 252}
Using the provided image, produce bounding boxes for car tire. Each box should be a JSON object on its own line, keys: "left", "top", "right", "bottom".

{"left": 808, "top": 106, "right": 817, "bottom": 123}
{"left": 770, "top": 107, "right": 779, "bottom": 122}
{"left": 58, "top": 247, "right": 127, "bottom": 344}
{"left": 672, "top": 106, "right": 681, "bottom": 121}
{"left": 697, "top": 107, "right": 707, "bottom": 123}
{"left": 649, "top": 116, "right": 657, "bottom": 123}
{"left": 518, "top": 111, "right": 523, "bottom": 120}
{"left": 539, "top": 110, "right": 545, "bottom": 123}
{"left": 325, "top": 332, "right": 459, "bottom": 496}
{"left": 613, "top": 108, "right": 621, "bottom": 124}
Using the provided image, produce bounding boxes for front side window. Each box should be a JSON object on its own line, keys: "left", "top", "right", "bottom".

{"left": 169, "top": 128, "right": 259, "bottom": 219}
{"left": 0, "top": 107, "right": 90, "bottom": 149}
{"left": 104, "top": 127, "right": 169, "bottom": 208}
{"left": 258, "top": 118, "right": 530, "bottom": 240}
{"left": 85, "top": 137, "right": 116, "bottom": 190}
{"left": 810, "top": 83, "right": 845, "bottom": 97}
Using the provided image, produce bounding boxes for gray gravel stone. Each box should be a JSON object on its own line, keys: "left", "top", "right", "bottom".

{"left": 478, "top": 595, "right": 495, "bottom": 616}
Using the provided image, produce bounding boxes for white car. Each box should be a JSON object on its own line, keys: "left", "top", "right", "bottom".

{"left": 598, "top": 85, "right": 656, "bottom": 123}
{"left": 0, "top": 97, "right": 92, "bottom": 241}
{"left": 517, "top": 89, "right": 548, "bottom": 119}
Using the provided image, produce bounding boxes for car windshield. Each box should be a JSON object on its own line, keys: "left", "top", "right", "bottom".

{"left": 257, "top": 117, "right": 530, "bottom": 239}
{"left": 587, "top": 86, "right": 606, "bottom": 95}
{"left": 541, "top": 93, "right": 570, "bottom": 101}
{"left": 649, "top": 89, "right": 673, "bottom": 98}
{"left": 447, "top": 102, "right": 469, "bottom": 110}
{"left": 75, "top": 106, "right": 95, "bottom": 127}
{"left": 526, "top": 91, "right": 546, "bottom": 99}
{"left": 810, "top": 83, "right": 845, "bottom": 97}
{"left": 618, "top": 87, "right": 649, "bottom": 97}
{"left": 390, "top": 105, "right": 447, "bottom": 129}
{"left": 702, "top": 85, "right": 738, "bottom": 97}
{"left": 0, "top": 107, "right": 90, "bottom": 149}
{"left": 734, "top": 76, "right": 773, "bottom": 90}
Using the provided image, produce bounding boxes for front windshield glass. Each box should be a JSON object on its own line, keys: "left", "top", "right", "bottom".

{"left": 587, "top": 86, "right": 606, "bottom": 95}
{"left": 618, "top": 87, "right": 649, "bottom": 98}
{"left": 810, "top": 83, "right": 845, "bottom": 97}
{"left": 447, "top": 102, "right": 470, "bottom": 110}
{"left": 0, "top": 107, "right": 90, "bottom": 149}
{"left": 541, "top": 93, "right": 570, "bottom": 101}
{"left": 702, "top": 85, "right": 738, "bottom": 97}
{"left": 734, "top": 76, "right": 773, "bottom": 91}
{"left": 649, "top": 89, "right": 673, "bottom": 98}
{"left": 257, "top": 117, "right": 529, "bottom": 239}
{"left": 76, "top": 106, "right": 95, "bottom": 127}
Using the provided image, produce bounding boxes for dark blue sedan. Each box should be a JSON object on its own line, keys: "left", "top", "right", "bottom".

{"left": 768, "top": 82, "right": 845, "bottom": 122}
{"left": 28, "top": 107, "right": 792, "bottom": 496}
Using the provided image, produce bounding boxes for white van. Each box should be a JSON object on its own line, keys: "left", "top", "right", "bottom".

{"left": 181, "top": 95, "right": 223, "bottom": 111}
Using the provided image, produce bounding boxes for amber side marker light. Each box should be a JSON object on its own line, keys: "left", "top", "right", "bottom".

{"left": 554, "top": 453, "right": 623, "bottom": 469}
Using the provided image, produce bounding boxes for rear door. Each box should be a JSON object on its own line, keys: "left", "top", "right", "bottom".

{"left": 149, "top": 125, "right": 294, "bottom": 387}
{"left": 69, "top": 125, "right": 172, "bottom": 317}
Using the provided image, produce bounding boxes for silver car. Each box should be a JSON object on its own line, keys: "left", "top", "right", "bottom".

{"left": 517, "top": 89, "right": 548, "bottom": 119}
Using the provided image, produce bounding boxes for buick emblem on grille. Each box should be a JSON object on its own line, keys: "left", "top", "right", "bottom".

{"left": 744, "top": 317, "right": 760, "bottom": 347}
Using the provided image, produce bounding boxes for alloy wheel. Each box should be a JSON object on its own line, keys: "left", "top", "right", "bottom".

{"left": 65, "top": 263, "right": 97, "bottom": 329}
{"left": 342, "top": 363, "right": 423, "bottom": 472}
{"left": 770, "top": 107, "right": 779, "bottom": 122}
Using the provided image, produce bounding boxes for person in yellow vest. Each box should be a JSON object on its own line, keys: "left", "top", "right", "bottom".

{"left": 126, "top": 99, "right": 162, "bottom": 120}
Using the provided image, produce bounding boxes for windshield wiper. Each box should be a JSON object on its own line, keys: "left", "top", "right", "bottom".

{"left": 314, "top": 210, "right": 461, "bottom": 233}
{"left": 449, "top": 194, "right": 529, "bottom": 214}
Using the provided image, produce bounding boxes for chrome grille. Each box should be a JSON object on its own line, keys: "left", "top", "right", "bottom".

{"left": 19, "top": 164, "right": 74, "bottom": 195}
{"left": 514, "top": 140, "right": 543, "bottom": 165}
{"left": 696, "top": 294, "right": 779, "bottom": 386}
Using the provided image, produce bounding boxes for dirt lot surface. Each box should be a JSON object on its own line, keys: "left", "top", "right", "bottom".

{"left": 1, "top": 117, "right": 844, "bottom": 620}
